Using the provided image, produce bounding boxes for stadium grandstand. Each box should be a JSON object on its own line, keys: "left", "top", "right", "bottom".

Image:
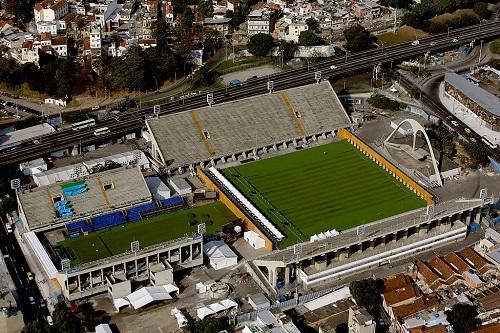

{"left": 444, "top": 73, "right": 500, "bottom": 132}
{"left": 146, "top": 81, "right": 351, "bottom": 172}
{"left": 17, "top": 166, "right": 152, "bottom": 232}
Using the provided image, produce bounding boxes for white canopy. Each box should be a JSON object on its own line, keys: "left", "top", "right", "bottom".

{"left": 203, "top": 240, "right": 238, "bottom": 270}
{"left": 208, "top": 302, "right": 225, "bottom": 313}
{"left": 244, "top": 231, "right": 266, "bottom": 249}
{"left": 171, "top": 308, "right": 188, "bottom": 328}
{"left": 113, "top": 298, "right": 130, "bottom": 310}
{"left": 127, "top": 286, "right": 172, "bottom": 309}
{"left": 95, "top": 324, "right": 113, "bottom": 333}
{"left": 197, "top": 306, "right": 215, "bottom": 319}
{"left": 220, "top": 299, "right": 238, "bottom": 310}
{"left": 163, "top": 283, "right": 179, "bottom": 294}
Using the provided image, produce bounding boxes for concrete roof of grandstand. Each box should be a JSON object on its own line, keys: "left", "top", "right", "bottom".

{"left": 18, "top": 167, "right": 151, "bottom": 231}
{"left": 445, "top": 72, "right": 500, "bottom": 117}
{"left": 146, "top": 82, "right": 351, "bottom": 168}
{"left": 0, "top": 123, "right": 55, "bottom": 149}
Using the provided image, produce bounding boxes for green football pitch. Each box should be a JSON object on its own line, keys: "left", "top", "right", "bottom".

{"left": 58, "top": 202, "right": 236, "bottom": 265}
{"left": 222, "top": 140, "right": 426, "bottom": 248}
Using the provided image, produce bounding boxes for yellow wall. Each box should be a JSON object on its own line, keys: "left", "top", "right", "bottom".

{"left": 197, "top": 169, "right": 274, "bottom": 251}
{"left": 338, "top": 129, "right": 433, "bottom": 205}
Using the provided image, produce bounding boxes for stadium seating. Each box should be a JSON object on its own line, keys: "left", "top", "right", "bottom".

{"left": 61, "top": 180, "right": 88, "bottom": 197}
{"left": 161, "top": 196, "right": 184, "bottom": 208}
{"left": 91, "top": 212, "right": 126, "bottom": 231}
{"left": 66, "top": 220, "right": 87, "bottom": 232}
{"left": 55, "top": 200, "right": 74, "bottom": 218}
{"left": 126, "top": 202, "right": 157, "bottom": 221}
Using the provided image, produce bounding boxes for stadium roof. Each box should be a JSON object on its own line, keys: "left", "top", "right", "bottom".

{"left": 0, "top": 123, "right": 55, "bottom": 149}
{"left": 146, "top": 81, "right": 351, "bottom": 169}
{"left": 444, "top": 72, "right": 500, "bottom": 117}
{"left": 18, "top": 167, "right": 151, "bottom": 231}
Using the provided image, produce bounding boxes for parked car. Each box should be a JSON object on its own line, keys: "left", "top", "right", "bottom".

{"left": 451, "top": 120, "right": 459, "bottom": 126}
{"left": 27, "top": 272, "right": 34, "bottom": 281}
{"left": 47, "top": 316, "right": 53, "bottom": 326}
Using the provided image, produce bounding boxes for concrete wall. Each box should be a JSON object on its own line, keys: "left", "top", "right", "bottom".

{"left": 337, "top": 129, "right": 434, "bottom": 205}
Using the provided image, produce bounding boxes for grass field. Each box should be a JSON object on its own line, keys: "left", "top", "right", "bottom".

{"left": 59, "top": 202, "right": 236, "bottom": 265}
{"left": 378, "top": 26, "right": 429, "bottom": 46}
{"left": 430, "top": 9, "right": 477, "bottom": 24}
{"left": 222, "top": 141, "right": 426, "bottom": 248}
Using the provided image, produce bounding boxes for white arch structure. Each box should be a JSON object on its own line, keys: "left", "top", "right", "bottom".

{"left": 384, "top": 118, "right": 443, "bottom": 187}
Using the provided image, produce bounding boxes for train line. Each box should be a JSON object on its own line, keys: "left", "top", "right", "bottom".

{"left": 1, "top": 22, "right": 499, "bottom": 165}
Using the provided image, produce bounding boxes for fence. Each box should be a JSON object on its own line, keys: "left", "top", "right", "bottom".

{"left": 235, "top": 285, "right": 345, "bottom": 325}
{"left": 337, "top": 128, "right": 434, "bottom": 204}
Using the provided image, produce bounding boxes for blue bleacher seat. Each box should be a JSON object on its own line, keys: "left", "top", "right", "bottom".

{"left": 161, "top": 196, "right": 184, "bottom": 207}
{"left": 91, "top": 212, "right": 126, "bottom": 231}
{"left": 126, "top": 202, "right": 157, "bottom": 221}
{"left": 66, "top": 220, "right": 86, "bottom": 231}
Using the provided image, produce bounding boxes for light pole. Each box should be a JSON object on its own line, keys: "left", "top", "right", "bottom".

{"left": 447, "top": 25, "right": 450, "bottom": 38}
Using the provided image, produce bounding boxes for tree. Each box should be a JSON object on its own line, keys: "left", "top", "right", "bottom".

{"left": 152, "top": 18, "right": 172, "bottom": 54}
{"left": 185, "top": 317, "right": 228, "bottom": 333}
{"left": 462, "top": 140, "right": 489, "bottom": 167}
{"left": 247, "top": 33, "right": 274, "bottom": 56}
{"left": 55, "top": 60, "right": 74, "bottom": 98}
{"left": 111, "top": 46, "right": 147, "bottom": 91}
{"left": 473, "top": 2, "right": 490, "bottom": 19}
{"left": 343, "top": 25, "right": 376, "bottom": 52}
{"left": 299, "top": 30, "right": 320, "bottom": 46}
{"left": 21, "top": 321, "right": 48, "bottom": 333}
{"left": 197, "top": 0, "right": 214, "bottom": 18}
{"left": 53, "top": 301, "right": 81, "bottom": 333}
{"left": 350, "top": 279, "right": 384, "bottom": 314}
{"left": 4, "top": 0, "right": 35, "bottom": 21}
{"left": 446, "top": 303, "right": 480, "bottom": 333}
{"left": 306, "top": 18, "right": 320, "bottom": 33}
{"left": 367, "top": 95, "right": 402, "bottom": 111}
{"left": 435, "top": 0, "right": 456, "bottom": 14}
{"left": 279, "top": 40, "right": 298, "bottom": 63}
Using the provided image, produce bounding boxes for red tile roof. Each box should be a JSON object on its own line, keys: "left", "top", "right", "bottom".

{"left": 0, "top": 19, "right": 14, "bottom": 29}
{"left": 459, "top": 248, "right": 492, "bottom": 274}
{"left": 52, "top": 36, "right": 66, "bottom": 45}
{"left": 34, "top": 0, "right": 67, "bottom": 12}
{"left": 409, "top": 325, "right": 447, "bottom": 333}
{"left": 429, "top": 257, "right": 459, "bottom": 284}
{"left": 21, "top": 41, "right": 33, "bottom": 49}
{"left": 392, "top": 296, "right": 439, "bottom": 320}
{"left": 472, "top": 322, "right": 500, "bottom": 333}
{"left": 383, "top": 275, "right": 420, "bottom": 307}
{"left": 444, "top": 252, "right": 471, "bottom": 274}
{"left": 416, "top": 260, "right": 442, "bottom": 290}
{"left": 40, "top": 32, "right": 52, "bottom": 41}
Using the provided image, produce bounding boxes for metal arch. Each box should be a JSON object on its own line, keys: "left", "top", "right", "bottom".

{"left": 384, "top": 118, "right": 443, "bottom": 186}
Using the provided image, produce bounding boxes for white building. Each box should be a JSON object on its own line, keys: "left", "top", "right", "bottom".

{"left": 247, "top": 8, "right": 277, "bottom": 36}
{"left": 90, "top": 23, "right": 102, "bottom": 50}
{"left": 34, "top": 0, "right": 69, "bottom": 24}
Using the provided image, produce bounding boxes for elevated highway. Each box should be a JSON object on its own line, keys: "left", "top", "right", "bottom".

{"left": 1, "top": 22, "right": 500, "bottom": 165}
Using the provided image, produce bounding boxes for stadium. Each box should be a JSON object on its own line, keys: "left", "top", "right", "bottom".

{"left": 16, "top": 166, "right": 238, "bottom": 301}
{"left": 221, "top": 140, "right": 427, "bottom": 248}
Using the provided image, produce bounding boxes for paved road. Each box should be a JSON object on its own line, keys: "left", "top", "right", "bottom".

{"left": 0, "top": 216, "right": 49, "bottom": 325}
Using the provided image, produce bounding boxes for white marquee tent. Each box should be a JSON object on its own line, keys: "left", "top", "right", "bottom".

{"left": 244, "top": 231, "right": 266, "bottom": 249}
{"left": 203, "top": 240, "right": 238, "bottom": 270}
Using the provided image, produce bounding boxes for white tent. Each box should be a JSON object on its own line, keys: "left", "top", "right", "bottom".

{"left": 163, "top": 283, "right": 180, "bottom": 295}
{"left": 171, "top": 308, "right": 188, "bottom": 328}
{"left": 220, "top": 299, "right": 238, "bottom": 310}
{"left": 244, "top": 231, "right": 265, "bottom": 249}
{"left": 197, "top": 306, "right": 215, "bottom": 319}
{"left": 126, "top": 285, "right": 173, "bottom": 309}
{"left": 95, "top": 324, "right": 113, "bottom": 333}
{"left": 208, "top": 302, "right": 225, "bottom": 313}
{"left": 113, "top": 298, "right": 130, "bottom": 311}
{"left": 203, "top": 240, "right": 238, "bottom": 270}
{"left": 196, "top": 281, "right": 207, "bottom": 294}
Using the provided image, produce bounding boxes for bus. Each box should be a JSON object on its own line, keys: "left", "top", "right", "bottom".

{"left": 72, "top": 119, "right": 96, "bottom": 130}
{"left": 482, "top": 136, "right": 498, "bottom": 149}
{"left": 94, "top": 127, "right": 110, "bottom": 136}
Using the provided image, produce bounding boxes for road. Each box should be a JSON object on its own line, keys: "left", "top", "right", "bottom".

{"left": 0, "top": 217, "right": 49, "bottom": 325}
{"left": 0, "top": 22, "right": 499, "bottom": 166}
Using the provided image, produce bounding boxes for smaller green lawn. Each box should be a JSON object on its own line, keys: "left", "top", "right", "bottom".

{"left": 430, "top": 9, "right": 478, "bottom": 24}
{"left": 216, "top": 57, "right": 271, "bottom": 73}
{"left": 59, "top": 202, "right": 236, "bottom": 265}
{"left": 378, "top": 26, "right": 429, "bottom": 46}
